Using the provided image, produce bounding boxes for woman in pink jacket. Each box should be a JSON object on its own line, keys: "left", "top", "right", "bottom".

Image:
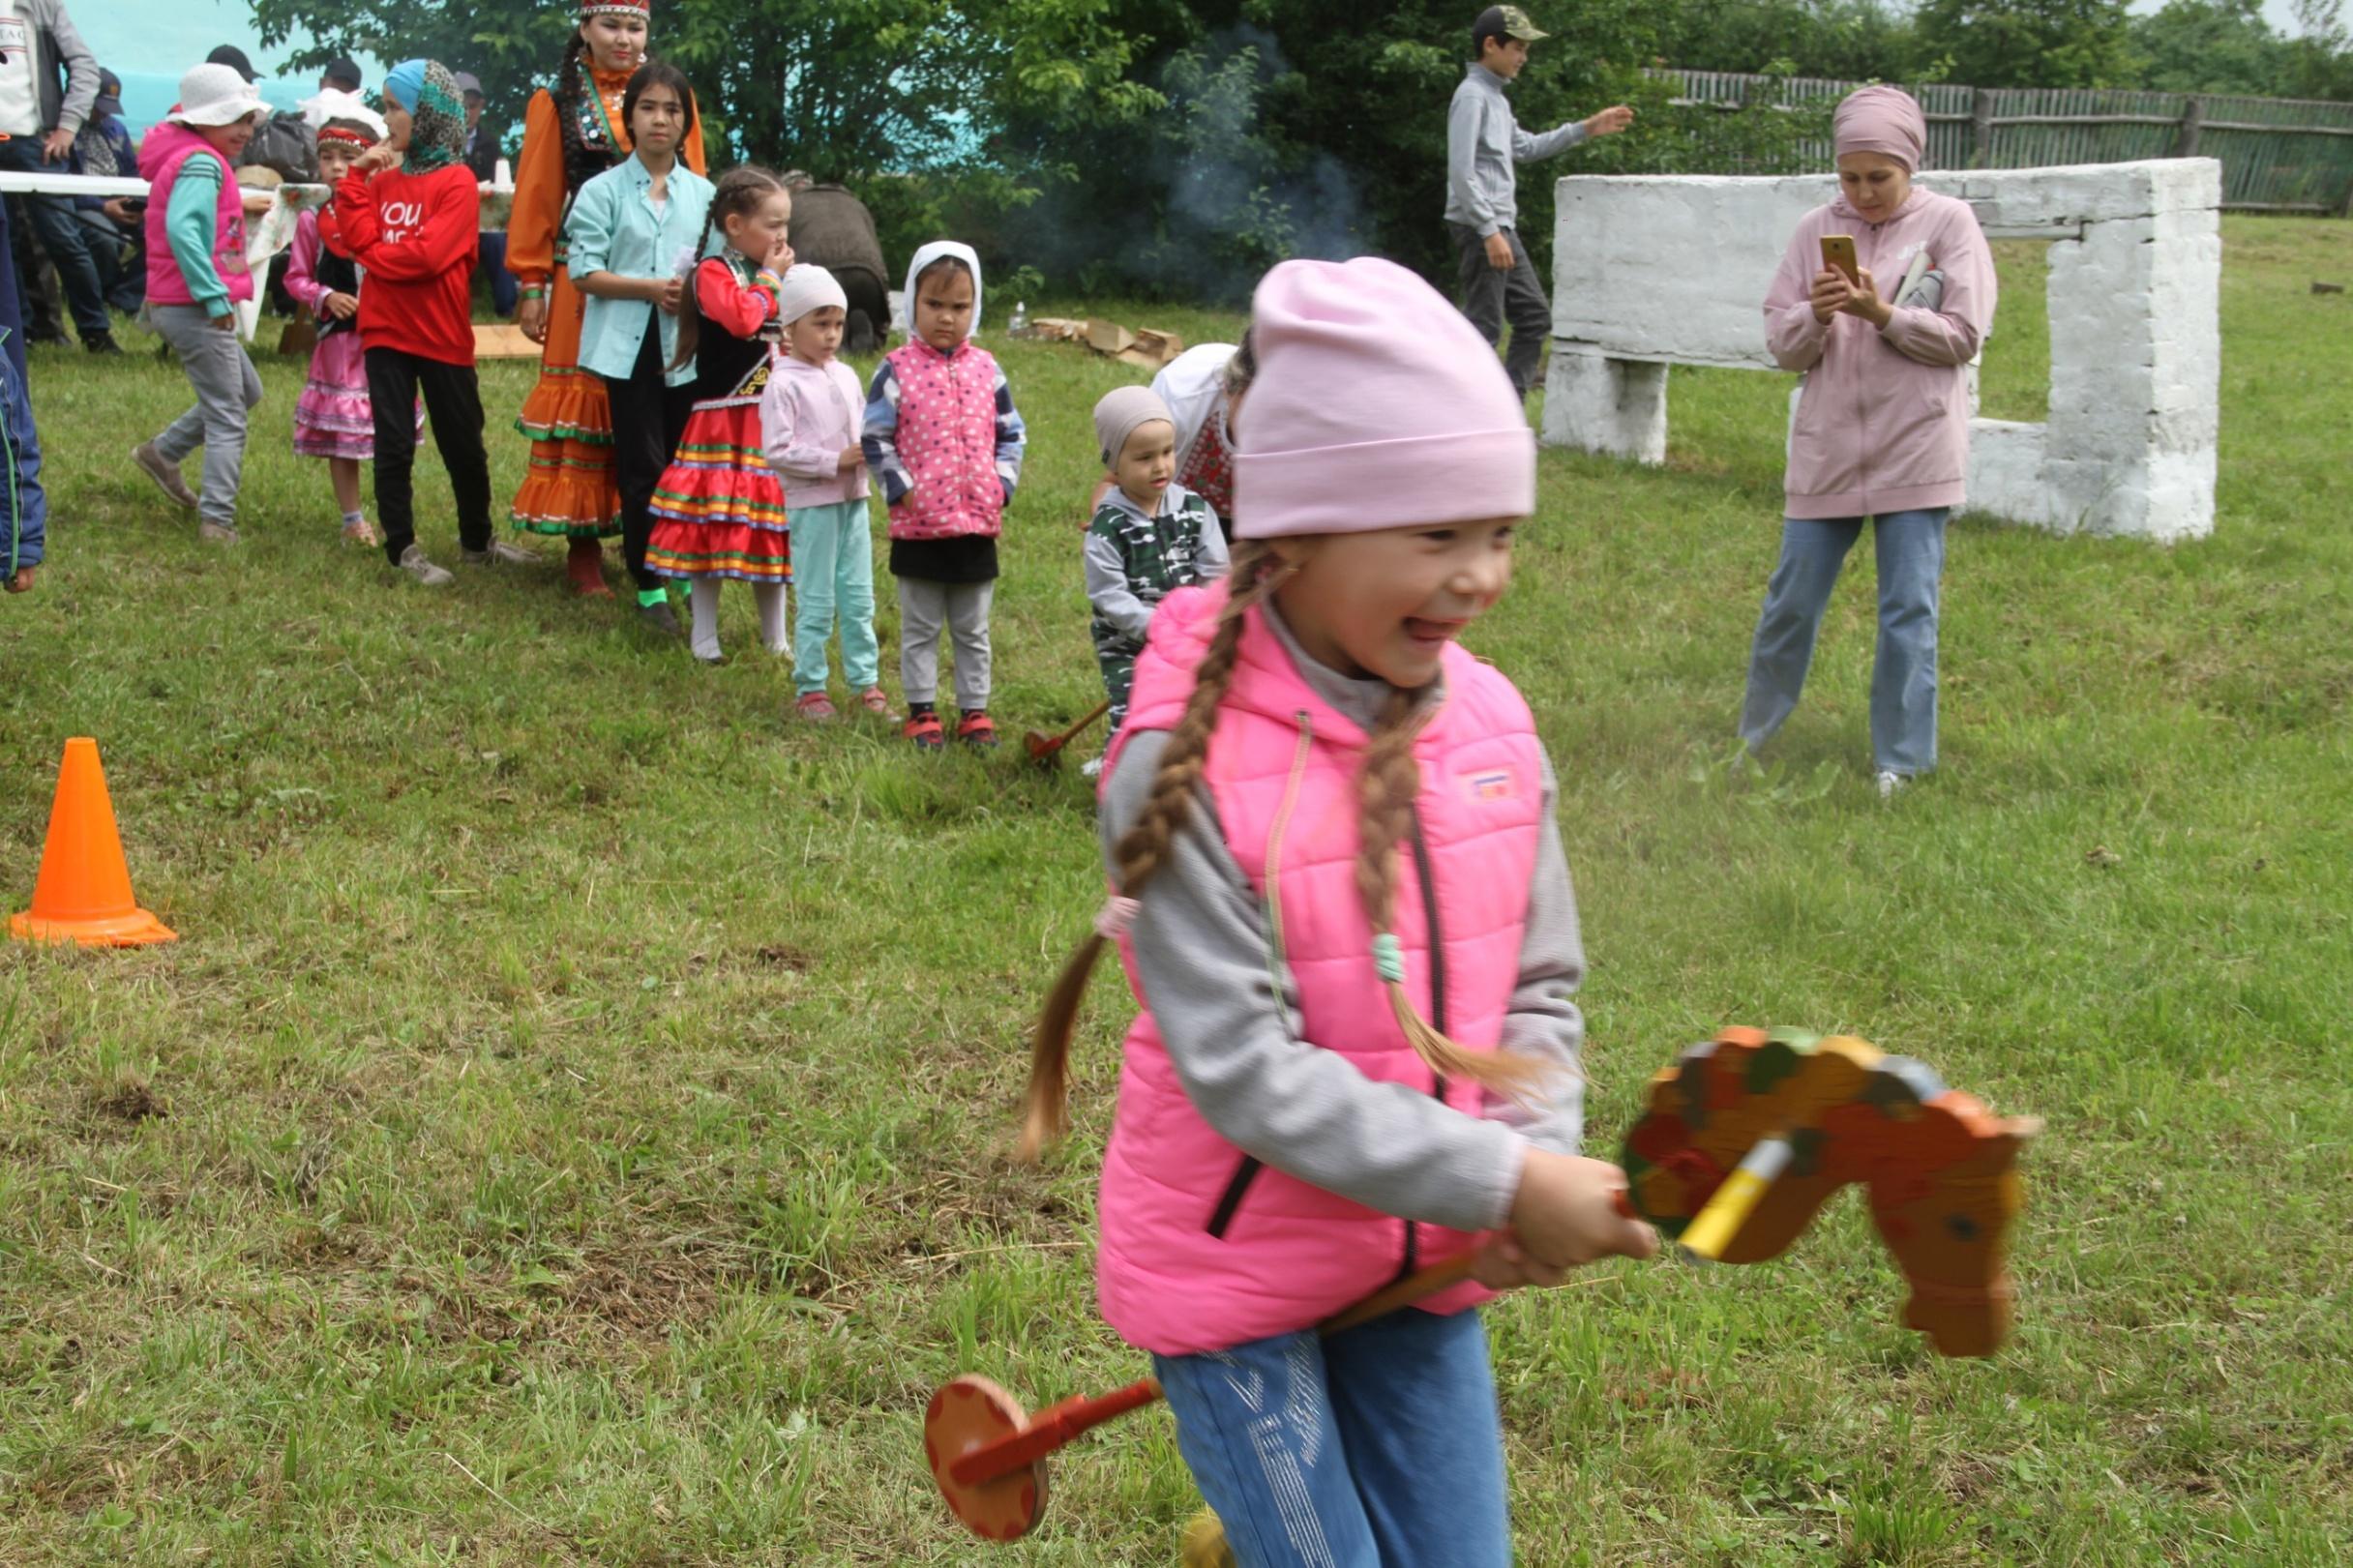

{"left": 1741, "top": 86, "right": 1995, "bottom": 797}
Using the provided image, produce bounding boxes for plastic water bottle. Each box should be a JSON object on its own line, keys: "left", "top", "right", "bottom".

{"left": 1009, "top": 300, "right": 1029, "bottom": 337}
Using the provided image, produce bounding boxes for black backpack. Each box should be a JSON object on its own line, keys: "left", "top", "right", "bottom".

{"left": 240, "top": 111, "right": 318, "bottom": 185}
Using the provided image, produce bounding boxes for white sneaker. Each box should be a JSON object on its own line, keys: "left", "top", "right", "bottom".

{"left": 462, "top": 539, "right": 539, "bottom": 567}
{"left": 1875, "top": 769, "right": 1908, "bottom": 800}
{"left": 397, "top": 545, "right": 455, "bottom": 586}
{"left": 1081, "top": 756, "right": 1104, "bottom": 780}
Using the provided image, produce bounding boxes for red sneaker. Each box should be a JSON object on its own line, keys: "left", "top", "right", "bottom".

{"left": 903, "top": 710, "right": 945, "bottom": 751}
{"left": 956, "top": 711, "right": 999, "bottom": 749}
{"left": 795, "top": 692, "right": 839, "bottom": 723}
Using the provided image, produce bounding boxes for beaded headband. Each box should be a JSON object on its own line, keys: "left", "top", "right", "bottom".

{"left": 580, "top": 0, "right": 650, "bottom": 16}
{"left": 317, "top": 124, "right": 378, "bottom": 148}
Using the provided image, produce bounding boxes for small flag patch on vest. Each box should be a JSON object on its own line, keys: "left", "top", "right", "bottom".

{"left": 1468, "top": 769, "right": 1515, "bottom": 802}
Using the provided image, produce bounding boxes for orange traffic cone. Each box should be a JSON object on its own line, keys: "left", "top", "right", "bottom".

{"left": 10, "top": 737, "right": 176, "bottom": 947}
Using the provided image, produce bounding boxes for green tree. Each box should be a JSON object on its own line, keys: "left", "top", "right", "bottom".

{"left": 1908, "top": 0, "right": 2136, "bottom": 86}
{"left": 2128, "top": 0, "right": 2290, "bottom": 96}
{"left": 1664, "top": 0, "right": 1920, "bottom": 82}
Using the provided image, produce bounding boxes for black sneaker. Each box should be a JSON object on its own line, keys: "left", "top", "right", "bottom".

{"left": 637, "top": 598, "right": 682, "bottom": 636}
{"left": 83, "top": 332, "right": 123, "bottom": 356}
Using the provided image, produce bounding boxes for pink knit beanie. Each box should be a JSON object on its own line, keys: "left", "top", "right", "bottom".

{"left": 1832, "top": 85, "right": 1926, "bottom": 173}
{"left": 1232, "top": 257, "right": 1534, "bottom": 540}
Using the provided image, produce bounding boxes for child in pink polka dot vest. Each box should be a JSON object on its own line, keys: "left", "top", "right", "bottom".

{"left": 859, "top": 241, "right": 1028, "bottom": 750}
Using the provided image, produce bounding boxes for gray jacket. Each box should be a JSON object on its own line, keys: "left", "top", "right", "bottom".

{"left": 1444, "top": 62, "right": 1587, "bottom": 237}
{"left": 1100, "top": 601, "right": 1588, "bottom": 1234}
{"left": 17, "top": 0, "right": 98, "bottom": 137}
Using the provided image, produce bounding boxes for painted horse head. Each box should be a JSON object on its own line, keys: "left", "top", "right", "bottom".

{"left": 1623, "top": 1027, "right": 2039, "bottom": 1358}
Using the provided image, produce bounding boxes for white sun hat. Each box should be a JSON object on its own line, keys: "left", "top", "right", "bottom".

{"left": 170, "top": 63, "right": 267, "bottom": 129}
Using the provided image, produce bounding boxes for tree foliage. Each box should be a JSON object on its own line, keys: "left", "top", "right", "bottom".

{"left": 246, "top": 0, "right": 2352, "bottom": 303}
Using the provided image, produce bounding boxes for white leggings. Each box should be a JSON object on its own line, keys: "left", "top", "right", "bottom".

{"left": 687, "top": 579, "right": 787, "bottom": 663}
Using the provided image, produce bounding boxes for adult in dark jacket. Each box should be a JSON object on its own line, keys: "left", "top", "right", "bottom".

{"left": 71, "top": 66, "right": 138, "bottom": 313}
{"left": 458, "top": 71, "right": 517, "bottom": 316}
{"left": 0, "top": 0, "right": 111, "bottom": 352}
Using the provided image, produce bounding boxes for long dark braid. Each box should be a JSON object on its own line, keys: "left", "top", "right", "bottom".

{"left": 669, "top": 164, "right": 788, "bottom": 372}
{"left": 553, "top": 32, "right": 613, "bottom": 194}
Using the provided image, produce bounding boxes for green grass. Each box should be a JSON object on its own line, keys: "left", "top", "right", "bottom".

{"left": 1, "top": 217, "right": 2347, "bottom": 1565}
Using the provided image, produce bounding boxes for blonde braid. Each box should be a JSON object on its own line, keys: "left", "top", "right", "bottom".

{"left": 1354, "top": 689, "right": 1549, "bottom": 1100}
{"left": 1017, "top": 545, "right": 1283, "bottom": 1159}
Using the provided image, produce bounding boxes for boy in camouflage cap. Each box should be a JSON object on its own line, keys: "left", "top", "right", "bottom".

{"left": 1444, "top": 5, "right": 1635, "bottom": 400}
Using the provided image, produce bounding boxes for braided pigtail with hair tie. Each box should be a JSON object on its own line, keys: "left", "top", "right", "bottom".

{"left": 1355, "top": 686, "right": 1551, "bottom": 1103}
{"left": 1017, "top": 544, "right": 1283, "bottom": 1160}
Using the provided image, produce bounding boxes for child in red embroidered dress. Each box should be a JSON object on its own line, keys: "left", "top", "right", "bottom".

{"left": 643, "top": 166, "right": 794, "bottom": 664}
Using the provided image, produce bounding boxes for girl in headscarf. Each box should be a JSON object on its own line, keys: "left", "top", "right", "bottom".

{"left": 327, "top": 60, "right": 532, "bottom": 584}
{"left": 860, "top": 242, "right": 1027, "bottom": 750}
{"left": 1742, "top": 85, "right": 1997, "bottom": 798}
{"left": 505, "top": 0, "right": 709, "bottom": 596}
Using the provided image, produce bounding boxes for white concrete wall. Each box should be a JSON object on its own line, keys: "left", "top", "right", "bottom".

{"left": 1541, "top": 160, "right": 2222, "bottom": 543}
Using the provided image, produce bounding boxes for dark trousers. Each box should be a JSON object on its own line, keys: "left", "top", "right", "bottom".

{"left": 79, "top": 212, "right": 143, "bottom": 313}
{"left": 366, "top": 346, "right": 492, "bottom": 565}
{"left": 599, "top": 323, "right": 694, "bottom": 591}
{"left": 1448, "top": 222, "right": 1550, "bottom": 399}
{"left": 8, "top": 196, "right": 62, "bottom": 342}
{"left": 477, "top": 230, "right": 518, "bottom": 317}
{"left": 0, "top": 137, "right": 108, "bottom": 341}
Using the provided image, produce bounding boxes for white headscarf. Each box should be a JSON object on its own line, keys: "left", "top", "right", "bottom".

{"left": 775, "top": 263, "right": 848, "bottom": 326}
{"left": 300, "top": 87, "right": 388, "bottom": 139}
{"left": 902, "top": 240, "right": 983, "bottom": 334}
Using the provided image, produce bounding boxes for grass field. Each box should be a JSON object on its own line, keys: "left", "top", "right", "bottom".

{"left": 0, "top": 217, "right": 2347, "bottom": 1565}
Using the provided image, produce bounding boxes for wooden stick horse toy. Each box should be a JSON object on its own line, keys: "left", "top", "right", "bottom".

{"left": 926, "top": 1025, "right": 2036, "bottom": 1544}
{"left": 1622, "top": 1025, "right": 2040, "bottom": 1358}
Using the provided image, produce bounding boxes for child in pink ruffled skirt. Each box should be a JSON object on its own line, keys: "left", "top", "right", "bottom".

{"left": 287, "top": 114, "right": 414, "bottom": 545}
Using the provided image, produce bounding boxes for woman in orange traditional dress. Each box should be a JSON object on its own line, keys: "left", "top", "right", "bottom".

{"left": 506, "top": 0, "right": 707, "bottom": 596}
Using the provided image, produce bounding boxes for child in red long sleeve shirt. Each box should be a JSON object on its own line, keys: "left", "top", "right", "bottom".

{"left": 327, "top": 59, "right": 532, "bottom": 584}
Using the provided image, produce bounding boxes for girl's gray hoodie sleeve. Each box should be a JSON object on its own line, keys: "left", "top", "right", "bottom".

{"left": 1100, "top": 733, "right": 1587, "bottom": 1234}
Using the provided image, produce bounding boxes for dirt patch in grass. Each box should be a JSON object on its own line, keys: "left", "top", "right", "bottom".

{"left": 92, "top": 1080, "right": 166, "bottom": 1125}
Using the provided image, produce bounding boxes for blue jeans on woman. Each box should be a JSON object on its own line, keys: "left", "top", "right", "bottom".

{"left": 1152, "top": 1307, "right": 1510, "bottom": 1568}
{"left": 1739, "top": 509, "right": 1947, "bottom": 778}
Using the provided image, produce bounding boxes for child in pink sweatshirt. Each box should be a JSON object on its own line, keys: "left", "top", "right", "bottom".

{"left": 761, "top": 265, "right": 888, "bottom": 723}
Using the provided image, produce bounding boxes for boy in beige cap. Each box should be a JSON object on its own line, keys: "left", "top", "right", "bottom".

{"left": 1444, "top": 5, "right": 1633, "bottom": 400}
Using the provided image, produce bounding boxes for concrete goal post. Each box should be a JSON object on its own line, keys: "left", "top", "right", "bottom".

{"left": 1539, "top": 159, "right": 2221, "bottom": 543}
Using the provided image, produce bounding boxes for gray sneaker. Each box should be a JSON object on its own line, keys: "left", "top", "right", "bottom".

{"left": 197, "top": 519, "right": 239, "bottom": 546}
{"left": 134, "top": 441, "right": 198, "bottom": 510}
{"left": 637, "top": 598, "right": 682, "bottom": 636}
{"left": 397, "top": 545, "right": 455, "bottom": 586}
{"left": 462, "top": 539, "right": 540, "bottom": 568}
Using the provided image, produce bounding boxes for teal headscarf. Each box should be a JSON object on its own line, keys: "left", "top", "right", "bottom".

{"left": 382, "top": 59, "right": 467, "bottom": 174}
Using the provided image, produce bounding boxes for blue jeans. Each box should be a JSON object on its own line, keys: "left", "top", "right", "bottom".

{"left": 1152, "top": 1308, "right": 1510, "bottom": 1568}
{"left": 0, "top": 136, "right": 108, "bottom": 340}
{"left": 1739, "top": 509, "right": 1947, "bottom": 777}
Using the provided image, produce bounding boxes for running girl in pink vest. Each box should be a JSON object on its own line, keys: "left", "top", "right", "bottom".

{"left": 1021, "top": 257, "right": 1655, "bottom": 1566}
{"left": 860, "top": 241, "right": 1026, "bottom": 750}
{"left": 131, "top": 64, "right": 268, "bottom": 545}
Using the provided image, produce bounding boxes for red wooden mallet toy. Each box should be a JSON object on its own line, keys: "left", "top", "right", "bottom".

{"left": 1024, "top": 699, "right": 1112, "bottom": 767}
{"left": 925, "top": 1203, "right": 1636, "bottom": 1543}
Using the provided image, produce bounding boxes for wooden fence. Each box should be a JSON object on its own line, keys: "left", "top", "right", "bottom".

{"left": 1656, "top": 70, "right": 2353, "bottom": 214}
